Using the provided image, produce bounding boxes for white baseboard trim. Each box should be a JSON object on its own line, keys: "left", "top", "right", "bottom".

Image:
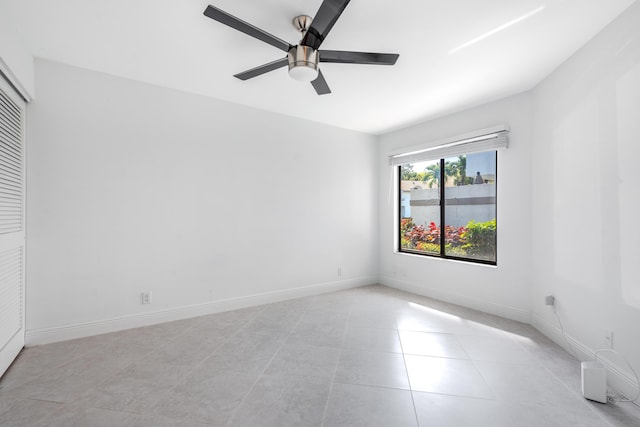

{"left": 25, "top": 276, "right": 376, "bottom": 346}
{"left": 379, "top": 276, "right": 531, "bottom": 323}
{"left": 532, "top": 312, "right": 639, "bottom": 401}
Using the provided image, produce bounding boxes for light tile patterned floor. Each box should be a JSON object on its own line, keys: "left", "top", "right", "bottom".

{"left": 1, "top": 285, "right": 639, "bottom": 426}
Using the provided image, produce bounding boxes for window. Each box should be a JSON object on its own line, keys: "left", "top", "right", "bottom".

{"left": 391, "top": 127, "right": 507, "bottom": 265}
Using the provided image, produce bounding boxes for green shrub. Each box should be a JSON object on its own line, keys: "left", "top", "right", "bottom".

{"left": 461, "top": 219, "right": 496, "bottom": 259}
{"left": 401, "top": 217, "right": 496, "bottom": 261}
{"left": 444, "top": 244, "right": 467, "bottom": 257}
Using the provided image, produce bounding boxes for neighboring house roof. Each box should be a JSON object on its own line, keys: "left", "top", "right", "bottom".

{"left": 401, "top": 181, "right": 431, "bottom": 192}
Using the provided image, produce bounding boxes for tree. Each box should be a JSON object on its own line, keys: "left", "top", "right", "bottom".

{"left": 422, "top": 163, "right": 441, "bottom": 188}
{"left": 452, "top": 155, "right": 473, "bottom": 186}
{"left": 422, "top": 160, "right": 457, "bottom": 188}
{"left": 401, "top": 164, "right": 426, "bottom": 181}
{"left": 401, "top": 164, "right": 418, "bottom": 180}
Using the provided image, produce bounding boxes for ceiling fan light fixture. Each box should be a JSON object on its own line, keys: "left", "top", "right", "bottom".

{"left": 203, "top": 2, "right": 400, "bottom": 94}
{"left": 288, "top": 45, "right": 319, "bottom": 82}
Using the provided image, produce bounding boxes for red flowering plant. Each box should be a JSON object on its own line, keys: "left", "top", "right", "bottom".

{"left": 401, "top": 218, "right": 468, "bottom": 252}
{"left": 443, "top": 225, "right": 467, "bottom": 246}
{"left": 426, "top": 221, "right": 440, "bottom": 243}
{"left": 400, "top": 218, "right": 415, "bottom": 249}
{"left": 402, "top": 217, "right": 496, "bottom": 261}
{"left": 400, "top": 218, "right": 415, "bottom": 235}
{"left": 406, "top": 224, "right": 429, "bottom": 246}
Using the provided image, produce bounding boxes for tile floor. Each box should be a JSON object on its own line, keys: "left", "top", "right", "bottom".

{"left": 1, "top": 285, "right": 639, "bottom": 426}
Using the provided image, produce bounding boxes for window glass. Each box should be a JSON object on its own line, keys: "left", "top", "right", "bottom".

{"left": 399, "top": 152, "right": 497, "bottom": 264}
{"left": 400, "top": 160, "right": 440, "bottom": 256}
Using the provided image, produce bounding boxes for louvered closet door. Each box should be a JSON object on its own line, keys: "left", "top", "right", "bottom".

{"left": 0, "top": 76, "right": 25, "bottom": 378}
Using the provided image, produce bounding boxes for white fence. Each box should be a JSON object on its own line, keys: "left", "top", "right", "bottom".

{"left": 407, "top": 183, "right": 496, "bottom": 228}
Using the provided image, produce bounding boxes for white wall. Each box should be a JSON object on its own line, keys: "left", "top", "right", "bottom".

{"left": 531, "top": 1, "right": 640, "bottom": 396}
{"left": 377, "top": 1, "right": 640, "bottom": 397}
{"left": 26, "top": 59, "right": 378, "bottom": 343}
{"left": 0, "top": 9, "right": 34, "bottom": 98}
{"left": 378, "top": 93, "right": 533, "bottom": 322}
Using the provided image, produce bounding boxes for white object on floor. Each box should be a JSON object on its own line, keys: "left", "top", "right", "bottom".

{"left": 582, "top": 361, "right": 608, "bottom": 404}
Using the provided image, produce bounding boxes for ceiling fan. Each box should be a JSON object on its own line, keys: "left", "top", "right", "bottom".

{"left": 203, "top": 0, "right": 399, "bottom": 95}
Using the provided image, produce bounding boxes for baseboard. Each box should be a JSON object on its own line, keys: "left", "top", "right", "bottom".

{"left": 25, "top": 276, "right": 376, "bottom": 346}
{"left": 532, "top": 312, "right": 639, "bottom": 401}
{"left": 380, "top": 275, "right": 531, "bottom": 323}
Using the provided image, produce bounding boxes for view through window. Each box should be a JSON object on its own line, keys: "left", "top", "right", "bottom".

{"left": 398, "top": 152, "right": 497, "bottom": 264}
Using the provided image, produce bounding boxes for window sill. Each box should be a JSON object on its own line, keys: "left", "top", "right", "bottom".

{"left": 393, "top": 250, "right": 498, "bottom": 268}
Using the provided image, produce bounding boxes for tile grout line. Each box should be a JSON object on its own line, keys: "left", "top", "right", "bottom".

{"left": 100, "top": 307, "right": 267, "bottom": 424}
{"left": 225, "top": 302, "right": 310, "bottom": 425}
{"left": 5, "top": 286, "right": 638, "bottom": 426}
{"left": 396, "top": 316, "right": 421, "bottom": 427}
{"left": 319, "top": 302, "right": 352, "bottom": 427}
{"left": 143, "top": 306, "right": 270, "bottom": 425}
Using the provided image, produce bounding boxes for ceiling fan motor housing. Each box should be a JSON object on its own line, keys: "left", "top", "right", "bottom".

{"left": 203, "top": 2, "right": 399, "bottom": 94}
{"left": 288, "top": 45, "right": 319, "bottom": 82}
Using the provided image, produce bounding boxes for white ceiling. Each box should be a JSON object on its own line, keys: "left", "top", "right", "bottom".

{"left": 1, "top": 0, "right": 636, "bottom": 134}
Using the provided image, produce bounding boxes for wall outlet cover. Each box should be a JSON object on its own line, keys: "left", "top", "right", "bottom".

{"left": 141, "top": 292, "right": 152, "bottom": 305}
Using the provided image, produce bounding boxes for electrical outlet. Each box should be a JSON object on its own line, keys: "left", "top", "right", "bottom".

{"left": 604, "top": 330, "right": 613, "bottom": 349}
{"left": 141, "top": 291, "right": 152, "bottom": 305}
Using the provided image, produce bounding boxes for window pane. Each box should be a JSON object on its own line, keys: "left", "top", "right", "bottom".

{"left": 400, "top": 160, "right": 440, "bottom": 255}
{"left": 444, "top": 153, "right": 496, "bottom": 262}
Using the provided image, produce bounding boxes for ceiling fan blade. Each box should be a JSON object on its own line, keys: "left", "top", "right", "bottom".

{"left": 301, "top": 0, "right": 351, "bottom": 50}
{"left": 203, "top": 5, "right": 291, "bottom": 53}
{"left": 320, "top": 50, "right": 399, "bottom": 65}
{"left": 311, "top": 70, "right": 331, "bottom": 95}
{"left": 234, "top": 58, "right": 289, "bottom": 80}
